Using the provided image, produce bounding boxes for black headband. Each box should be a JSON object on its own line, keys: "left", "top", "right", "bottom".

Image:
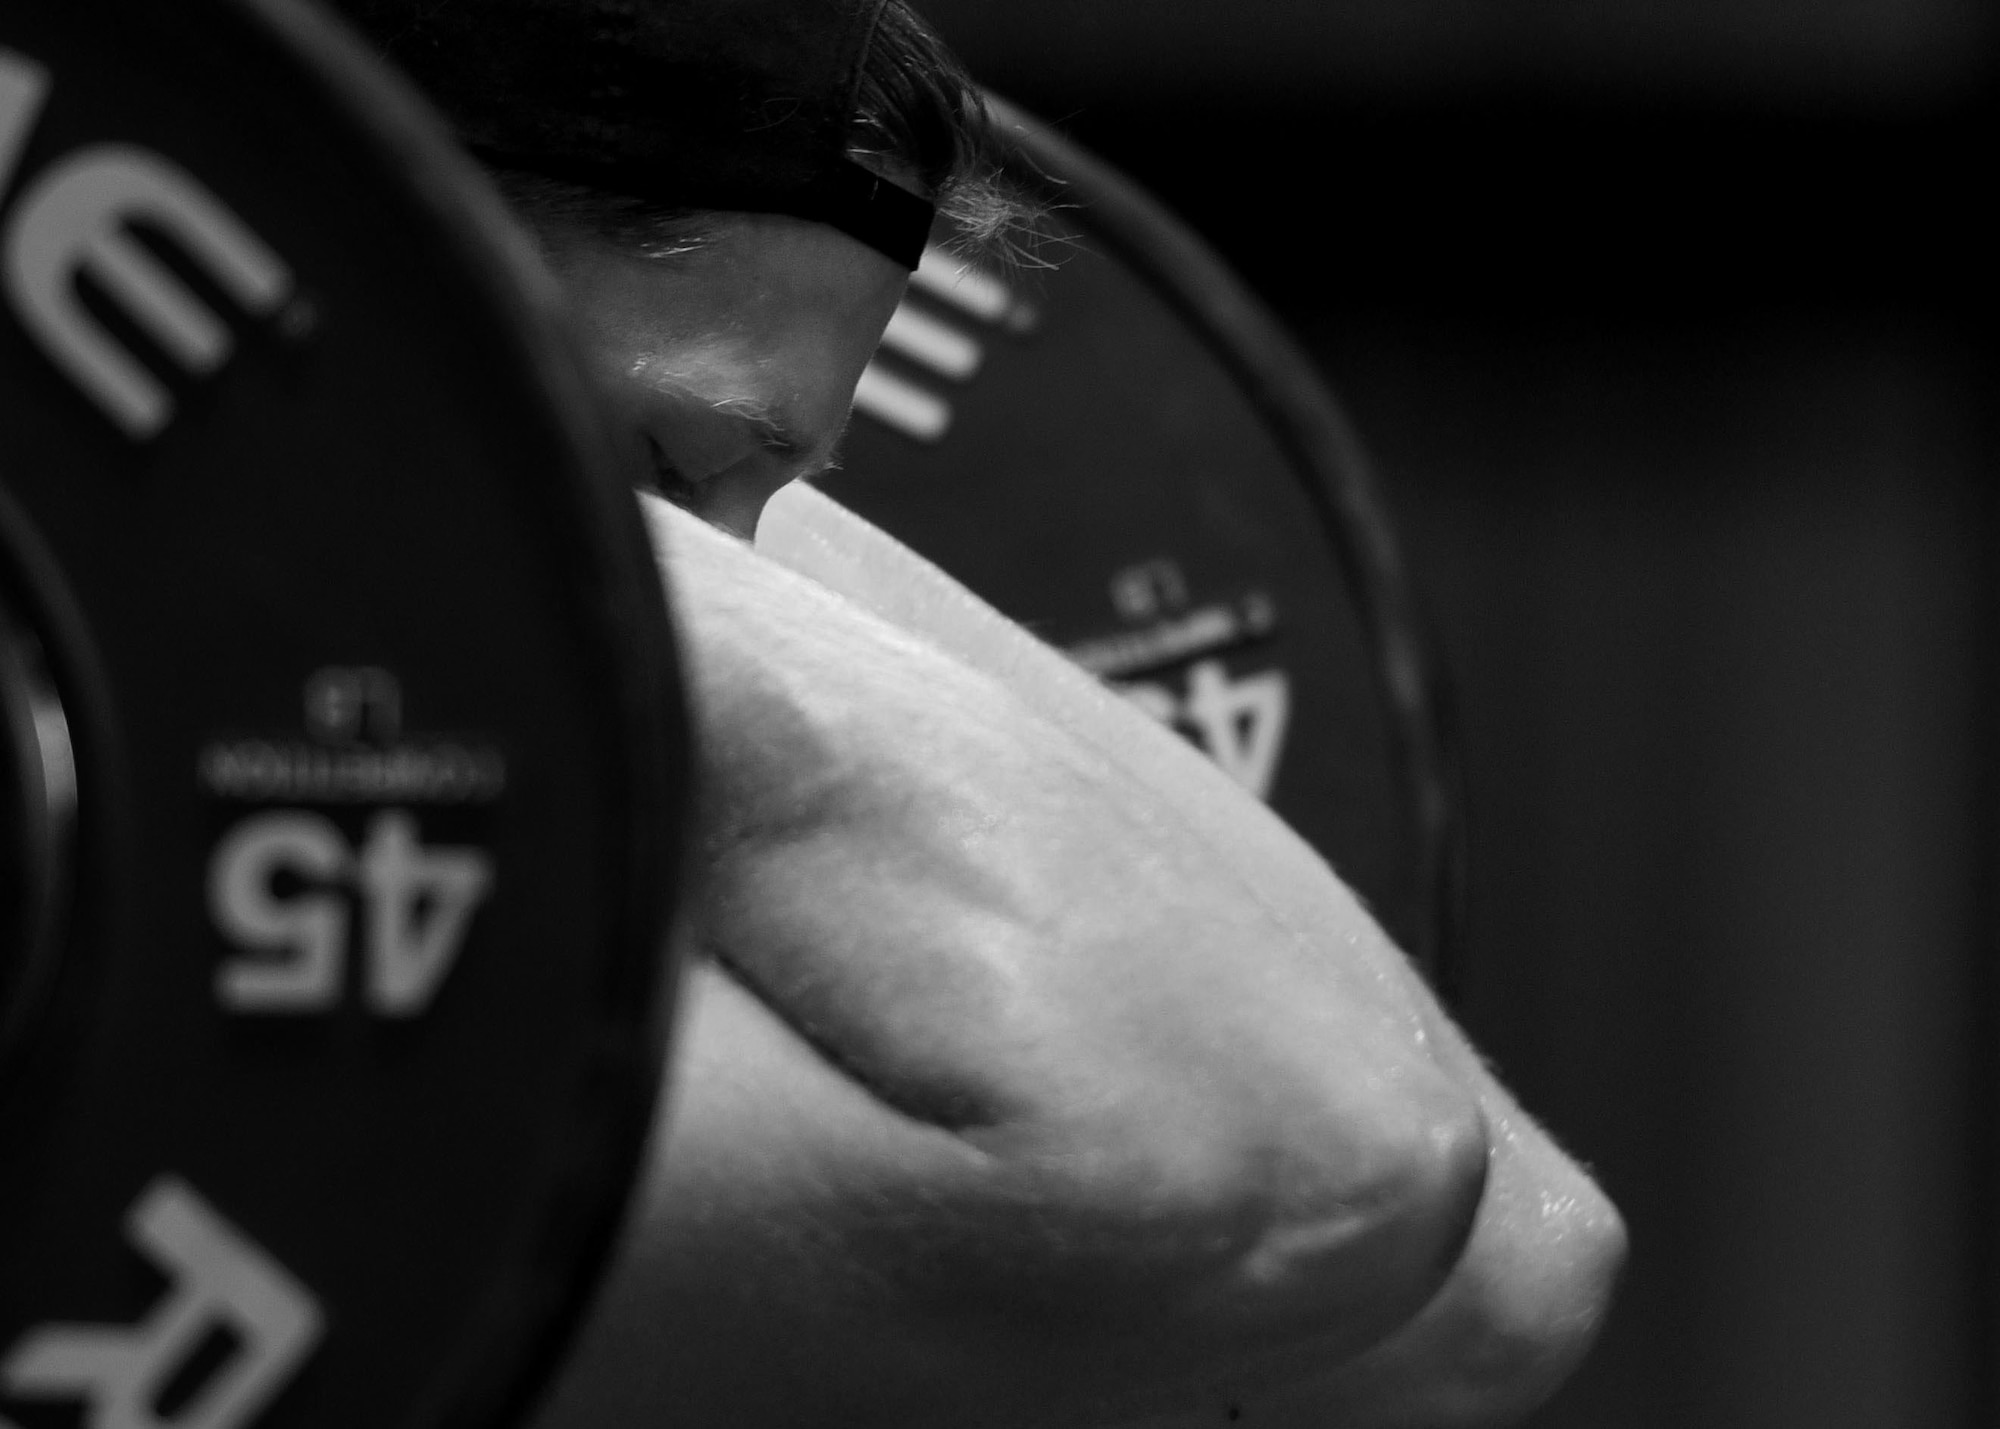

{"left": 326, "top": 0, "right": 939, "bottom": 268}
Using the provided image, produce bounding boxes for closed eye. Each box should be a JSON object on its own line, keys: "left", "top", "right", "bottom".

{"left": 643, "top": 435, "right": 702, "bottom": 508}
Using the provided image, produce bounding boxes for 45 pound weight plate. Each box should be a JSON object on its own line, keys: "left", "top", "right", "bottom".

{"left": 829, "top": 103, "right": 1463, "bottom": 990}
{"left": 0, "top": 3, "right": 685, "bottom": 1428}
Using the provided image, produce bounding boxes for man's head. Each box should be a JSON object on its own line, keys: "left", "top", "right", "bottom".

{"left": 328, "top": 0, "right": 1012, "bottom": 534}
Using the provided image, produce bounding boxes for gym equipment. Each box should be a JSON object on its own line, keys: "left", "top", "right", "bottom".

{"left": 3, "top": 3, "right": 1460, "bottom": 1424}
{"left": 834, "top": 103, "right": 1464, "bottom": 987}
{"left": 0, "top": 4, "right": 685, "bottom": 1428}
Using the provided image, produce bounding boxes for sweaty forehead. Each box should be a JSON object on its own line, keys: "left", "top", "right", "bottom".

{"left": 545, "top": 208, "right": 909, "bottom": 336}
{"left": 520, "top": 200, "right": 900, "bottom": 393}
{"left": 540, "top": 206, "right": 910, "bottom": 532}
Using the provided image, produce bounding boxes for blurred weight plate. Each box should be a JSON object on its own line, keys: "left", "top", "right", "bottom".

{"left": 830, "top": 102, "right": 1462, "bottom": 987}
{"left": 0, "top": 3, "right": 684, "bottom": 1427}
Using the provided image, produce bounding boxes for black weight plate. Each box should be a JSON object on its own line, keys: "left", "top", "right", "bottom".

{"left": 0, "top": 4, "right": 684, "bottom": 1429}
{"left": 829, "top": 102, "right": 1462, "bottom": 987}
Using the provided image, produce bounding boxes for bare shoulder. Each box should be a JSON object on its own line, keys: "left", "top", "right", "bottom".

{"left": 532, "top": 496, "right": 1611, "bottom": 1429}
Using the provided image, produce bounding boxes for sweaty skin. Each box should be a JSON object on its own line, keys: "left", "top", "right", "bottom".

{"left": 527, "top": 493, "right": 1622, "bottom": 1429}
{"left": 523, "top": 204, "right": 1624, "bottom": 1426}
{"left": 534, "top": 207, "right": 908, "bottom": 538}
{"left": 758, "top": 484, "right": 1627, "bottom": 1427}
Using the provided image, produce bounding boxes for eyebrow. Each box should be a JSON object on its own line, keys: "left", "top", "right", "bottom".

{"left": 706, "top": 394, "right": 807, "bottom": 458}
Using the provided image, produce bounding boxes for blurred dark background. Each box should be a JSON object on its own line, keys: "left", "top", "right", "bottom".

{"left": 917, "top": 2, "right": 1994, "bottom": 1424}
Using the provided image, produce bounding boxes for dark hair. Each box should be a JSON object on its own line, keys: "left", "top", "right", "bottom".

{"left": 848, "top": 2, "right": 1030, "bottom": 255}
{"left": 479, "top": 0, "right": 1042, "bottom": 263}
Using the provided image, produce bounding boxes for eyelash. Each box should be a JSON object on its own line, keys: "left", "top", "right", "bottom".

{"left": 643, "top": 437, "right": 700, "bottom": 508}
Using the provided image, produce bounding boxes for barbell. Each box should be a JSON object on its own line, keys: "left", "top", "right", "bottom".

{"left": 0, "top": 4, "right": 684, "bottom": 1425}
{"left": 1, "top": 2, "right": 1457, "bottom": 1425}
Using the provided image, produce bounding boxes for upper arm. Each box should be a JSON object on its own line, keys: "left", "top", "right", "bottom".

{"left": 743, "top": 486, "right": 1629, "bottom": 1424}
{"left": 531, "top": 494, "right": 1597, "bottom": 1429}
